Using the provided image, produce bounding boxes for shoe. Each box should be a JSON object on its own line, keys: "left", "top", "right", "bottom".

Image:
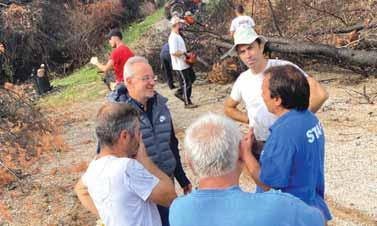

{"left": 185, "top": 103, "right": 198, "bottom": 109}
{"left": 174, "top": 92, "right": 185, "bottom": 102}
{"left": 169, "top": 84, "right": 177, "bottom": 89}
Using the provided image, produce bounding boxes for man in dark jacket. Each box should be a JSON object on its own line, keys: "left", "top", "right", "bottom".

{"left": 160, "top": 43, "right": 176, "bottom": 89}
{"left": 106, "top": 56, "right": 191, "bottom": 226}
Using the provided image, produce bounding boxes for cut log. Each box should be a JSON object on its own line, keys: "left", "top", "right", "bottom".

{"left": 212, "top": 38, "right": 377, "bottom": 70}
{"left": 266, "top": 37, "right": 377, "bottom": 68}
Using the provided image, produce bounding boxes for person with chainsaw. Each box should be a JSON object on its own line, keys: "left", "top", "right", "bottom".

{"left": 168, "top": 16, "right": 198, "bottom": 109}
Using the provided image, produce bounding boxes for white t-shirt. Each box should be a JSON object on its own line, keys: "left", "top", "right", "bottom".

{"left": 230, "top": 15, "right": 255, "bottom": 32}
{"left": 82, "top": 156, "right": 161, "bottom": 226}
{"left": 169, "top": 31, "right": 190, "bottom": 71}
{"left": 230, "top": 59, "right": 308, "bottom": 141}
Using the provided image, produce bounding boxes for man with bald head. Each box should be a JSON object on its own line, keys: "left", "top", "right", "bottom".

{"left": 169, "top": 113, "right": 326, "bottom": 226}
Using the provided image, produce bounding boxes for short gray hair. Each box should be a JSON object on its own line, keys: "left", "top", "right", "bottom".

{"left": 95, "top": 103, "right": 139, "bottom": 148}
{"left": 123, "top": 56, "right": 150, "bottom": 79}
{"left": 184, "top": 113, "right": 242, "bottom": 178}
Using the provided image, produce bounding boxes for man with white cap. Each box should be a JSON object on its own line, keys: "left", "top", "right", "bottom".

{"left": 168, "top": 16, "right": 197, "bottom": 109}
{"left": 224, "top": 28, "right": 328, "bottom": 158}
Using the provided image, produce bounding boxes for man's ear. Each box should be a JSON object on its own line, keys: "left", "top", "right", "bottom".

{"left": 274, "top": 96, "right": 282, "bottom": 107}
{"left": 125, "top": 76, "right": 134, "bottom": 86}
{"left": 119, "top": 130, "right": 129, "bottom": 143}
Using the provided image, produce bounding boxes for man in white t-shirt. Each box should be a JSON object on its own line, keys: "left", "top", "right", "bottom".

{"left": 230, "top": 5, "right": 255, "bottom": 38}
{"left": 224, "top": 28, "right": 329, "bottom": 159}
{"left": 168, "top": 16, "right": 197, "bottom": 109}
{"left": 74, "top": 103, "right": 177, "bottom": 226}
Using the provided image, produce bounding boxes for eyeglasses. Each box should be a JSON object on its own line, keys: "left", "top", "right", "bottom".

{"left": 134, "top": 75, "right": 156, "bottom": 82}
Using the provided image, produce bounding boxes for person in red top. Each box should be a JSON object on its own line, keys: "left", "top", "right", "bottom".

{"left": 90, "top": 29, "right": 134, "bottom": 86}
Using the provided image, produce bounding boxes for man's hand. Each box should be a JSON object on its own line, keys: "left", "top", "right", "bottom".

{"left": 239, "top": 128, "right": 254, "bottom": 163}
{"left": 90, "top": 56, "right": 99, "bottom": 65}
{"left": 183, "top": 183, "right": 192, "bottom": 195}
{"left": 0, "top": 43, "right": 4, "bottom": 54}
{"left": 135, "top": 135, "right": 148, "bottom": 161}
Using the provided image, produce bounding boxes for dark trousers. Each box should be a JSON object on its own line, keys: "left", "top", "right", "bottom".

{"left": 157, "top": 205, "right": 170, "bottom": 226}
{"left": 174, "top": 67, "right": 196, "bottom": 105}
{"left": 161, "top": 57, "right": 175, "bottom": 89}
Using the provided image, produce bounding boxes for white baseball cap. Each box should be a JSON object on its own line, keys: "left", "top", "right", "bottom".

{"left": 229, "top": 28, "right": 267, "bottom": 56}
{"left": 170, "top": 16, "right": 185, "bottom": 27}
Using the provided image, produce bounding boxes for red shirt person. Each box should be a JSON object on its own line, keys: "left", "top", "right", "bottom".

{"left": 90, "top": 29, "right": 134, "bottom": 84}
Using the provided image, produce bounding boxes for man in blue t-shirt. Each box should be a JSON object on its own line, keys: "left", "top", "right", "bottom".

{"left": 169, "top": 113, "right": 325, "bottom": 226}
{"left": 242, "top": 65, "right": 332, "bottom": 222}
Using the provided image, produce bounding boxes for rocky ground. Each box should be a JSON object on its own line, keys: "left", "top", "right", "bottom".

{"left": 1, "top": 71, "right": 376, "bottom": 226}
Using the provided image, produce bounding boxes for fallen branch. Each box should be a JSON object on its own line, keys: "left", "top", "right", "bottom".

{"left": 305, "top": 23, "right": 377, "bottom": 36}
{"left": 212, "top": 38, "right": 377, "bottom": 73}
{"left": 301, "top": 1, "right": 348, "bottom": 26}
{"left": 344, "top": 85, "right": 377, "bottom": 104}
{"left": 266, "top": 37, "right": 377, "bottom": 68}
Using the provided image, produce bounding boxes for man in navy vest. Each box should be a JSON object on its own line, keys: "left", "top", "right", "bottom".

{"left": 107, "top": 56, "right": 191, "bottom": 226}
{"left": 241, "top": 65, "right": 332, "bottom": 223}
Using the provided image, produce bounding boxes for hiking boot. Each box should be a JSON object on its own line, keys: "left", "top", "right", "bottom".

{"left": 174, "top": 92, "right": 185, "bottom": 102}
{"left": 185, "top": 103, "right": 198, "bottom": 109}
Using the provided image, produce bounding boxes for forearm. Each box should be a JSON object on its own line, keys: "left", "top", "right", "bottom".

{"left": 172, "top": 51, "right": 185, "bottom": 57}
{"left": 309, "top": 92, "right": 328, "bottom": 113}
{"left": 139, "top": 156, "right": 177, "bottom": 206}
{"left": 138, "top": 155, "right": 172, "bottom": 183}
{"left": 308, "top": 77, "right": 329, "bottom": 113}
{"left": 224, "top": 106, "right": 249, "bottom": 124}
{"left": 243, "top": 153, "right": 270, "bottom": 191}
{"left": 95, "top": 62, "right": 109, "bottom": 73}
{"left": 170, "top": 129, "right": 190, "bottom": 187}
{"left": 74, "top": 180, "right": 99, "bottom": 216}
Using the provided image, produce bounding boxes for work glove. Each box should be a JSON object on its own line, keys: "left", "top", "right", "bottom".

{"left": 90, "top": 56, "right": 99, "bottom": 65}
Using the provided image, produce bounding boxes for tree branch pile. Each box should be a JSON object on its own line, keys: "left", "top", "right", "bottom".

{"left": 0, "top": 83, "right": 65, "bottom": 186}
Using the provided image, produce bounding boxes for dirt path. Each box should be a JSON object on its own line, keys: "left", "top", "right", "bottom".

{"left": 2, "top": 73, "right": 377, "bottom": 226}
{"left": 1, "top": 72, "right": 376, "bottom": 226}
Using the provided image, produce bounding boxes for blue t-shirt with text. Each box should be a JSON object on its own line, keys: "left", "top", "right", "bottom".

{"left": 257, "top": 110, "right": 332, "bottom": 220}
{"left": 170, "top": 186, "right": 324, "bottom": 226}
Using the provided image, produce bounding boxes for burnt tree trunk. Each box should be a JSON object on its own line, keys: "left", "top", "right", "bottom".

{"left": 213, "top": 38, "right": 377, "bottom": 73}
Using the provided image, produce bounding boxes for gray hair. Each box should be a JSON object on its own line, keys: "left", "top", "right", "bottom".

{"left": 184, "top": 113, "right": 242, "bottom": 178}
{"left": 123, "top": 56, "right": 150, "bottom": 79}
{"left": 95, "top": 102, "right": 139, "bottom": 148}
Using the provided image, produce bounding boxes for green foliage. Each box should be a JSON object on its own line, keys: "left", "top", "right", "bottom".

{"left": 39, "top": 8, "right": 164, "bottom": 107}
{"left": 39, "top": 66, "right": 105, "bottom": 107}
{"left": 123, "top": 8, "right": 164, "bottom": 46}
